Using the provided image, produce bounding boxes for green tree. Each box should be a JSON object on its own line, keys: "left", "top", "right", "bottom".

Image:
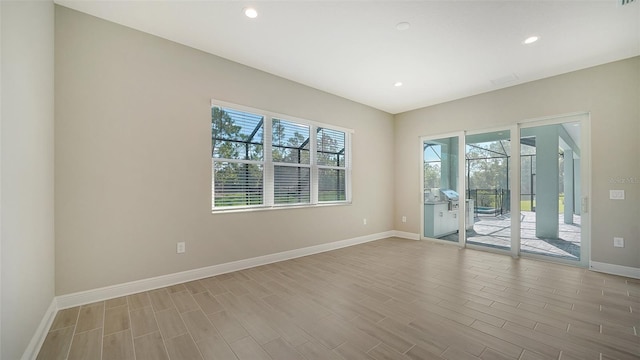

{"left": 424, "top": 163, "right": 441, "bottom": 189}
{"left": 317, "top": 129, "right": 344, "bottom": 166}
{"left": 272, "top": 119, "right": 310, "bottom": 163}
{"left": 211, "top": 107, "right": 241, "bottom": 158}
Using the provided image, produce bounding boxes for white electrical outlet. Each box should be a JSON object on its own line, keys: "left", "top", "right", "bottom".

{"left": 402, "top": 216, "right": 407, "bottom": 223}
{"left": 363, "top": 218, "right": 367, "bottom": 225}
{"left": 177, "top": 242, "right": 186, "bottom": 254}
{"left": 613, "top": 237, "right": 624, "bottom": 248}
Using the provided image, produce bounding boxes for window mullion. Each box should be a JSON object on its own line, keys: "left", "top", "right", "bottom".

{"left": 346, "top": 132, "right": 352, "bottom": 202}
{"left": 310, "top": 125, "right": 318, "bottom": 204}
{"left": 264, "top": 116, "right": 274, "bottom": 207}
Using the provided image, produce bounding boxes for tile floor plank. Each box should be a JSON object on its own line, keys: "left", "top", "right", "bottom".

{"left": 367, "top": 342, "right": 409, "bottom": 360}
{"left": 130, "top": 306, "right": 159, "bottom": 338}
{"left": 103, "top": 304, "right": 130, "bottom": 336}
{"left": 184, "top": 280, "right": 208, "bottom": 294}
{"left": 36, "top": 326, "right": 75, "bottom": 360}
{"left": 75, "top": 302, "right": 104, "bottom": 333}
{"left": 182, "top": 309, "right": 221, "bottom": 342}
{"left": 67, "top": 327, "right": 102, "bottom": 360}
{"left": 155, "top": 308, "right": 188, "bottom": 340}
{"left": 133, "top": 331, "right": 169, "bottom": 360}
{"left": 262, "top": 337, "right": 304, "bottom": 360}
{"left": 49, "top": 307, "right": 80, "bottom": 332}
{"left": 127, "top": 292, "right": 151, "bottom": 310}
{"left": 196, "top": 333, "right": 239, "bottom": 360}
{"left": 228, "top": 336, "right": 272, "bottom": 360}
{"left": 193, "top": 291, "right": 225, "bottom": 315}
{"left": 404, "top": 343, "right": 444, "bottom": 360}
{"left": 171, "top": 290, "right": 200, "bottom": 313}
{"left": 148, "top": 288, "right": 175, "bottom": 312}
{"left": 102, "top": 329, "right": 135, "bottom": 360}
{"left": 207, "top": 310, "right": 250, "bottom": 343}
{"left": 296, "top": 339, "right": 344, "bottom": 360}
{"left": 479, "top": 347, "right": 516, "bottom": 360}
{"left": 165, "top": 333, "right": 204, "bottom": 360}
{"left": 105, "top": 296, "right": 127, "bottom": 309}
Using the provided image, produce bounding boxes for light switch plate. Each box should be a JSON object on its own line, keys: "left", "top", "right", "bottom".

{"left": 613, "top": 237, "right": 624, "bottom": 248}
{"left": 609, "top": 190, "right": 625, "bottom": 200}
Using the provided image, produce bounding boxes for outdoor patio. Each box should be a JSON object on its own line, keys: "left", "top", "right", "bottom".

{"left": 443, "top": 211, "right": 582, "bottom": 260}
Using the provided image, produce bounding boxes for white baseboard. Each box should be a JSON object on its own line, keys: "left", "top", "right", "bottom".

{"left": 22, "top": 298, "right": 57, "bottom": 360}
{"left": 57, "top": 231, "right": 395, "bottom": 309}
{"left": 589, "top": 261, "right": 640, "bottom": 279}
{"left": 391, "top": 231, "right": 420, "bottom": 240}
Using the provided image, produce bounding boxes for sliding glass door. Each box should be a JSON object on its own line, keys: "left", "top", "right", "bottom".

{"left": 420, "top": 114, "right": 589, "bottom": 267}
{"left": 465, "top": 130, "right": 512, "bottom": 251}
{"left": 422, "top": 135, "right": 462, "bottom": 243}
{"left": 519, "top": 119, "right": 587, "bottom": 263}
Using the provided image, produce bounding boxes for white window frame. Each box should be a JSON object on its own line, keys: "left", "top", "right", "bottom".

{"left": 211, "top": 100, "right": 353, "bottom": 212}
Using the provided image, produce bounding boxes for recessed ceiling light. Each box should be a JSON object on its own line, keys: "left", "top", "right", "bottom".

{"left": 523, "top": 36, "right": 539, "bottom": 45}
{"left": 394, "top": 82, "right": 403, "bottom": 87}
{"left": 396, "top": 22, "right": 411, "bottom": 31}
{"left": 244, "top": 7, "right": 258, "bottom": 18}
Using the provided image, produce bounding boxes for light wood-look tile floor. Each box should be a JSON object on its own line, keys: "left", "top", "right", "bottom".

{"left": 37, "top": 238, "right": 640, "bottom": 360}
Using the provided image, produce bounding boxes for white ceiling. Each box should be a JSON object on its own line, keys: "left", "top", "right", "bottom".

{"left": 56, "top": 0, "right": 640, "bottom": 114}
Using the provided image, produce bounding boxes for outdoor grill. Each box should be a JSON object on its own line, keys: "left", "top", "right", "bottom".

{"left": 440, "top": 189, "right": 460, "bottom": 211}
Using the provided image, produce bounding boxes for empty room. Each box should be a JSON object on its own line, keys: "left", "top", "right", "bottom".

{"left": 1, "top": 1, "right": 639, "bottom": 359}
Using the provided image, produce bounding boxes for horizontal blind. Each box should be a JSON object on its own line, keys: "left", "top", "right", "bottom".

{"left": 213, "top": 162, "right": 264, "bottom": 207}
{"left": 274, "top": 165, "right": 311, "bottom": 204}
{"left": 318, "top": 168, "right": 346, "bottom": 202}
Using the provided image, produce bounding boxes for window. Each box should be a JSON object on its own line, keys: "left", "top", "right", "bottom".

{"left": 272, "top": 119, "right": 311, "bottom": 204}
{"left": 317, "top": 128, "right": 347, "bottom": 201}
{"left": 211, "top": 107, "right": 264, "bottom": 207}
{"left": 211, "top": 101, "right": 352, "bottom": 211}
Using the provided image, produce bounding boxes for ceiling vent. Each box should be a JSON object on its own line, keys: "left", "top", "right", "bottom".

{"left": 619, "top": 0, "right": 636, "bottom": 6}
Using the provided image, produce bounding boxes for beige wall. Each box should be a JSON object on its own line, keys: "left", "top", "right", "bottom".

{"left": 55, "top": 6, "right": 395, "bottom": 295}
{"left": 394, "top": 57, "right": 640, "bottom": 269}
{"left": 1, "top": 1, "right": 56, "bottom": 358}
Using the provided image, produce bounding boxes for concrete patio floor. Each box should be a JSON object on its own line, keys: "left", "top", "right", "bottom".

{"left": 442, "top": 211, "right": 582, "bottom": 260}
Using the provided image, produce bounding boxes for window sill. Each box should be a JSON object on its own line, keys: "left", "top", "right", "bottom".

{"left": 211, "top": 201, "right": 352, "bottom": 214}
